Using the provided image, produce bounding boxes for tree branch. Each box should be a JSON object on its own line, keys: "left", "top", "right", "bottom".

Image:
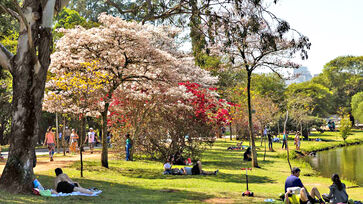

{"left": 0, "top": 3, "right": 21, "bottom": 21}
{"left": 12, "top": 0, "right": 35, "bottom": 54}
{"left": 0, "top": 43, "right": 14, "bottom": 72}
{"left": 104, "top": 0, "right": 135, "bottom": 15}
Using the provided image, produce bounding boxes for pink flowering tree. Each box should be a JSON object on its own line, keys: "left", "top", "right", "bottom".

{"left": 108, "top": 81, "right": 231, "bottom": 161}
{"left": 48, "top": 13, "right": 219, "bottom": 167}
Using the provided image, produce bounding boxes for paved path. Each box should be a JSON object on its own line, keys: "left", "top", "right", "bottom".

{"left": 1, "top": 146, "right": 102, "bottom": 158}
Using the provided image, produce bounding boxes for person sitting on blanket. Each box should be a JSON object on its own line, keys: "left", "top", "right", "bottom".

{"left": 179, "top": 161, "right": 218, "bottom": 175}
{"left": 54, "top": 168, "right": 93, "bottom": 194}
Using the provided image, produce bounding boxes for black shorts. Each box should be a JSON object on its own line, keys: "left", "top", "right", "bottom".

{"left": 56, "top": 181, "right": 75, "bottom": 193}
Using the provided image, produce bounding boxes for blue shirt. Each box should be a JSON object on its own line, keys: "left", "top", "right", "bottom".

{"left": 285, "top": 175, "right": 303, "bottom": 192}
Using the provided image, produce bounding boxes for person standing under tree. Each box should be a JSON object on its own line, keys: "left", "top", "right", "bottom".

{"left": 282, "top": 131, "right": 288, "bottom": 150}
{"left": 268, "top": 134, "right": 273, "bottom": 151}
{"left": 294, "top": 132, "right": 301, "bottom": 150}
{"left": 125, "top": 134, "right": 132, "bottom": 161}
{"left": 44, "top": 127, "right": 56, "bottom": 161}
{"left": 84, "top": 127, "right": 97, "bottom": 154}
{"left": 64, "top": 127, "right": 71, "bottom": 152}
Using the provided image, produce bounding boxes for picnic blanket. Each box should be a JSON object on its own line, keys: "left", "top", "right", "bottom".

{"left": 50, "top": 190, "right": 102, "bottom": 197}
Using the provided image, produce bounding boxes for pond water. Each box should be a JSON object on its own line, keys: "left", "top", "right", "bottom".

{"left": 307, "top": 144, "right": 363, "bottom": 186}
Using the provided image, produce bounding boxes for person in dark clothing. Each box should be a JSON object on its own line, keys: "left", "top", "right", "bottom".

{"left": 268, "top": 134, "right": 273, "bottom": 150}
{"left": 190, "top": 161, "right": 218, "bottom": 175}
{"left": 243, "top": 147, "right": 252, "bottom": 161}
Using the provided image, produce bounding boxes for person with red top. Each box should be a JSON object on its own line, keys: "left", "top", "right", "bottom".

{"left": 44, "top": 127, "right": 56, "bottom": 161}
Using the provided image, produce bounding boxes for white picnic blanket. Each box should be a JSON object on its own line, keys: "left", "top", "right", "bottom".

{"left": 50, "top": 190, "right": 102, "bottom": 197}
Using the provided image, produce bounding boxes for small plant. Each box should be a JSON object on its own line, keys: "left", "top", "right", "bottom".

{"left": 339, "top": 115, "right": 352, "bottom": 141}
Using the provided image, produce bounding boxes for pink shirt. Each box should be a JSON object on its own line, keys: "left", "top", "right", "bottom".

{"left": 46, "top": 132, "right": 55, "bottom": 144}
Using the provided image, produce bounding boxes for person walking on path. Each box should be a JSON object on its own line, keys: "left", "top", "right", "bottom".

{"left": 64, "top": 127, "right": 71, "bottom": 152}
{"left": 84, "top": 127, "right": 97, "bottom": 154}
{"left": 282, "top": 132, "right": 288, "bottom": 150}
{"left": 294, "top": 132, "right": 301, "bottom": 150}
{"left": 125, "top": 134, "right": 132, "bottom": 161}
{"left": 44, "top": 127, "right": 56, "bottom": 161}
{"left": 69, "top": 129, "right": 79, "bottom": 154}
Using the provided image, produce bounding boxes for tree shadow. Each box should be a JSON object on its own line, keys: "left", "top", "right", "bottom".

{"left": 0, "top": 174, "right": 213, "bottom": 204}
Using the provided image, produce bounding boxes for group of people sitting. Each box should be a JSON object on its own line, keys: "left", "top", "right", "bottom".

{"left": 163, "top": 160, "right": 218, "bottom": 175}
{"left": 284, "top": 167, "right": 348, "bottom": 204}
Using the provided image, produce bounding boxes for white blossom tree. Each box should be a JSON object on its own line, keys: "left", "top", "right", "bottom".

{"left": 47, "top": 14, "right": 219, "bottom": 167}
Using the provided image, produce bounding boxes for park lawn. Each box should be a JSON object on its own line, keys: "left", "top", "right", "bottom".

{"left": 0, "top": 130, "right": 362, "bottom": 203}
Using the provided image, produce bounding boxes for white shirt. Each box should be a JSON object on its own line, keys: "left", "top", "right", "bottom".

{"left": 164, "top": 163, "right": 171, "bottom": 170}
{"left": 88, "top": 131, "right": 95, "bottom": 143}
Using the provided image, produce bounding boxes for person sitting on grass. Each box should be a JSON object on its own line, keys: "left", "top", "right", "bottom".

{"left": 322, "top": 174, "right": 348, "bottom": 204}
{"left": 284, "top": 167, "right": 325, "bottom": 204}
{"left": 54, "top": 168, "right": 94, "bottom": 194}
{"left": 243, "top": 147, "right": 252, "bottom": 161}
{"left": 163, "top": 159, "right": 173, "bottom": 175}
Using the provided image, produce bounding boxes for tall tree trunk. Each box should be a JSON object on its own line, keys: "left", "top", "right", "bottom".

{"left": 101, "top": 103, "right": 109, "bottom": 168}
{"left": 80, "top": 115, "right": 85, "bottom": 177}
{"left": 247, "top": 70, "right": 258, "bottom": 167}
{"left": 230, "top": 122, "right": 232, "bottom": 141}
{"left": 284, "top": 111, "right": 292, "bottom": 172}
{"left": 0, "top": 28, "right": 50, "bottom": 194}
{"left": 0, "top": 0, "right": 69, "bottom": 193}
{"left": 62, "top": 116, "right": 66, "bottom": 156}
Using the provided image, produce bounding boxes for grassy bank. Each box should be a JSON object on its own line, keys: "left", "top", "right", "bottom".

{"left": 0, "top": 130, "right": 362, "bottom": 203}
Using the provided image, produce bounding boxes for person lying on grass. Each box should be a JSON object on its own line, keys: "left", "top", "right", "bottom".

{"left": 178, "top": 161, "right": 218, "bottom": 175}
{"left": 284, "top": 167, "right": 325, "bottom": 204}
{"left": 54, "top": 168, "right": 94, "bottom": 194}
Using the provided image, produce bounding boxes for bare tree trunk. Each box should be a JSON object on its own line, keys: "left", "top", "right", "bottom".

{"left": 284, "top": 111, "right": 292, "bottom": 172}
{"left": 229, "top": 122, "right": 232, "bottom": 141}
{"left": 247, "top": 70, "right": 258, "bottom": 167}
{"left": 101, "top": 103, "right": 109, "bottom": 168}
{"left": 62, "top": 116, "right": 66, "bottom": 156}
{"left": 0, "top": 0, "right": 69, "bottom": 193}
{"left": 56, "top": 113, "right": 59, "bottom": 153}
{"left": 80, "top": 116, "right": 85, "bottom": 177}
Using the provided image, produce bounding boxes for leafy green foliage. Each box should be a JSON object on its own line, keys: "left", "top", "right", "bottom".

{"left": 0, "top": 31, "right": 18, "bottom": 54}
{"left": 286, "top": 81, "right": 333, "bottom": 117}
{"left": 312, "top": 56, "right": 363, "bottom": 112}
{"left": 252, "top": 73, "right": 286, "bottom": 105}
{"left": 53, "top": 8, "right": 100, "bottom": 41}
{"left": 340, "top": 115, "right": 352, "bottom": 141}
{"left": 351, "top": 92, "right": 363, "bottom": 123}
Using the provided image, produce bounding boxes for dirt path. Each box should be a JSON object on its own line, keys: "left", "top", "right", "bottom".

{"left": 0, "top": 152, "right": 101, "bottom": 174}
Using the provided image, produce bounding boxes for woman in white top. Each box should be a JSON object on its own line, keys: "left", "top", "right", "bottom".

{"left": 69, "top": 129, "right": 79, "bottom": 153}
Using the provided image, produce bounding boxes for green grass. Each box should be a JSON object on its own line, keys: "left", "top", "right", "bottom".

{"left": 0, "top": 130, "right": 363, "bottom": 203}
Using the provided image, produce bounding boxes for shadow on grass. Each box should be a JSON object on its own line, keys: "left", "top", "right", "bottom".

{"left": 0, "top": 174, "right": 213, "bottom": 204}
{"left": 77, "top": 160, "right": 275, "bottom": 185}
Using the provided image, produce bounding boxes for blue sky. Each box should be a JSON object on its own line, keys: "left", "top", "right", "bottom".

{"left": 270, "top": 0, "right": 363, "bottom": 75}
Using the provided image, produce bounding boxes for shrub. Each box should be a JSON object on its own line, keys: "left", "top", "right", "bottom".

{"left": 339, "top": 115, "right": 352, "bottom": 141}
